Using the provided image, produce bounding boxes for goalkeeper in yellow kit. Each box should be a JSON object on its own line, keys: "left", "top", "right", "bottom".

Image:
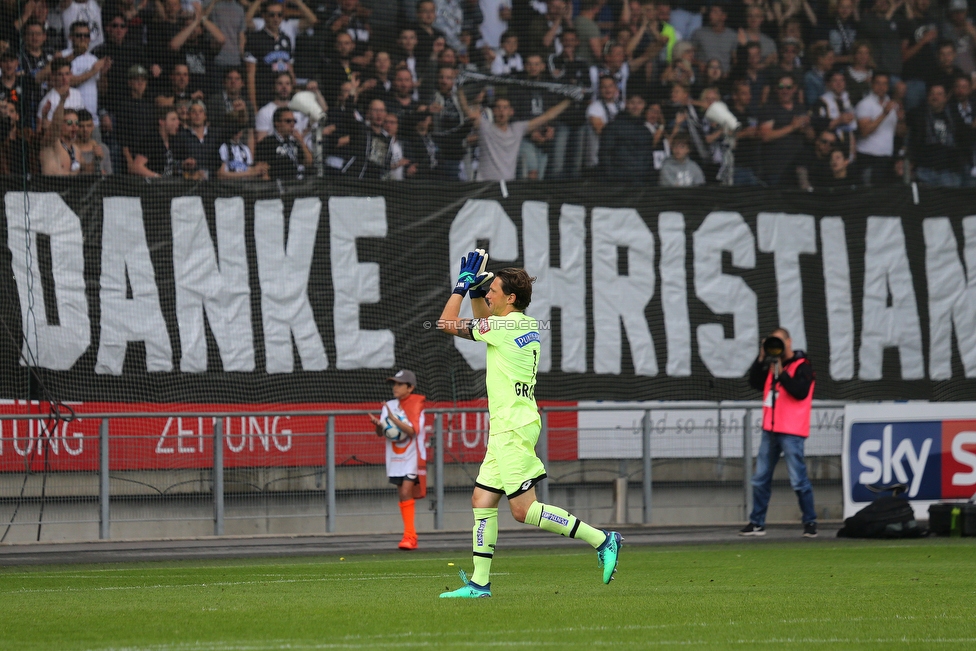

{"left": 436, "top": 249, "right": 622, "bottom": 598}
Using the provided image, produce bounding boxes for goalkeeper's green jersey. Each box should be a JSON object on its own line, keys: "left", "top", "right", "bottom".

{"left": 472, "top": 311, "right": 541, "bottom": 432}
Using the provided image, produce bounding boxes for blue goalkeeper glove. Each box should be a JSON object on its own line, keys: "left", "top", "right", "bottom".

{"left": 453, "top": 249, "right": 485, "bottom": 296}
{"left": 468, "top": 249, "right": 494, "bottom": 299}
{"left": 453, "top": 249, "right": 495, "bottom": 297}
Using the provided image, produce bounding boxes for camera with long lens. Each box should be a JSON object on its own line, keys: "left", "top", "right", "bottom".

{"left": 762, "top": 336, "right": 785, "bottom": 364}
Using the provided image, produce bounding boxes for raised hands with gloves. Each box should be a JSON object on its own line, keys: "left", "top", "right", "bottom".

{"left": 453, "top": 248, "right": 494, "bottom": 297}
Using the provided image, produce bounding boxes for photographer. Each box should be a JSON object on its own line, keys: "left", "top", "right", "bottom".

{"left": 740, "top": 327, "right": 818, "bottom": 538}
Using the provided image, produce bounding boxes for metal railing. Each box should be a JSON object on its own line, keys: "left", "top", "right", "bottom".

{"left": 0, "top": 401, "right": 846, "bottom": 541}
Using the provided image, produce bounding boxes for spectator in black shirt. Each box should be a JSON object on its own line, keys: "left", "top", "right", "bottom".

{"left": 386, "top": 66, "right": 424, "bottom": 124}
{"left": 88, "top": 15, "right": 129, "bottom": 159}
{"left": 949, "top": 75, "right": 976, "bottom": 181}
{"left": 599, "top": 91, "right": 655, "bottom": 182}
{"left": 19, "top": 21, "right": 54, "bottom": 129}
{"left": 102, "top": 0, "right": 141, "bottom": 34}
{"left": 129, "top": 106, "right": 186, "bottom": 177}
{"left": 325, "top": 0, "right": 372, "bottom": 67}
{"left": 0, "top": 0, "right": 22, "bottom": 51}
{"left": 909, "top": 83, "right": 963, "bottom": 186}
{"left": 0, "top": 51, "right": 28, "bottom": 175}
{"left": 394, "top": 28, "right": 421, "bottom": 85}
{"left": 146, "top": 0, "right": 187, "bottom": 77}
{"left": 932, "top": 41, "right": 966, "bottom": 96}
{"left": 729, "top": 43, "right": 767, "bottom": 110}
{"left": 524, "top": 0, "right": 573, "bottom": 59}
{"left": 645, "top": 102, "right": 669, "bottom": 185}
{"left": 515, "top": 53, "right": 557, "bottom": 179}
{"left": 900, "top": 0, "right": 939, "bottom": 111}
{"left": 727, "top": 79, "right": 763, "bottom": 186}
{"left": 168, "top": 1, "right": 225, "bottom": 96}
{"left": 0, "top": 51, "right": 29, "bottom": 130}
{"left": 208, "top": 67, "right": 251, "bottom": 131}
{"left": 360, "top": 50, "right": 394, "bottom": 105}
{"left": 320, "top": 31, "right": 361, "bottom": 107}
{"left": 797, "top": 129, "right": 840, "bottom": 190}
{"left": 346, "top": 97, "right": 392, "bottom": 179}
{"left": 254, "top": 107, "right": 313, "bottom": 180}
{"left": 27, "top": 2, "right": 64, "bottom": 55}
{"left": 860, "top": 0, "right": 904, "bottom": 79}
{"left": 322, "top": 80, "right": 361, "bottom": 169}
{"left": 760, "top": 73, "right": 811, "bottom": 185}
{"left": 765, "top": 39, "right": 804, "bottom": 105}
{"left": 177, "top": 99, "right": 221, "bottom": 179}
{"left": 422, "top": 45, "right": 457, "bottom": 91}
{"left": 244, "top": 1, "right": 293, "bottom": 112}
{"left": 291, "top": 0, "right": 330, "bottom": 86}
{"left": 549, "top": 28, "right": 590, "bottom": 82}
{"left": 116, "top": 64, "right": 156, "bottom": 171}
{"left": 93, "top": 14, "right": 145, "bottom": 113}
{"left": 156, "top": 63, "right": 205, "bottom": 106}
{"left": 413, "top": 0, "right": 447, "bottom": 65}
{"left": 402, "top": 112, "right": 439, "bottom": 179}
{"left": 548, "top": 28, "right": 590, "bottom": 178}
{"left": 824, "top": 146, "right": 858, "bottom": 188}
{"left": 428, "top": 66, "right": 470, "bottom": 180}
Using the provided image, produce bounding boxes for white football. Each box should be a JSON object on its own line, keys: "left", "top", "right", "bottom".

{"left": 383, "top": 417, "right": 408, "bottom": 443}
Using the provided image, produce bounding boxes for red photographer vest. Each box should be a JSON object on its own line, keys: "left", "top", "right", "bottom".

{"left": 761, "top": 357, "right": 814, "bottom": 437}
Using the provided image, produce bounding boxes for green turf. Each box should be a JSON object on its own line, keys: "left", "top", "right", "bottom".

{"left": 1, "top": 538, "right": 975, "bottom": 650}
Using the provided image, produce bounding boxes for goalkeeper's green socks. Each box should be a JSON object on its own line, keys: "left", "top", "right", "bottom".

{"left": 524, "top": 501, "right": 608, "bottom": 548}
{"left": 470, "top": 507, "right": 498, "bottom": 586}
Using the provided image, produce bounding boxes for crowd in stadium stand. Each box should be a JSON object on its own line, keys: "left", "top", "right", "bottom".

{"left": 0, "top": 0, "right": 974, "bottom": 187}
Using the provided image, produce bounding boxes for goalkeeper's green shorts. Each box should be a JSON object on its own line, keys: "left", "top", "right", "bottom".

{"left": 475, "top": 420, "right": 547, "bottom": 499}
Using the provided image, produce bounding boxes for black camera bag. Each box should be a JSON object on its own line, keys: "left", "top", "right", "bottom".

{"left": 837, "top": 495, "right": 926, "bottom": 539}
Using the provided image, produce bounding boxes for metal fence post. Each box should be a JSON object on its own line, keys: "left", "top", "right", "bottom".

{"left": 614, "top": 460, "right": 628, "bottom": 524}
{"left": 99, "top": 419, "right": 110, "bottom": 540}
{"left": 327, "top": 416, "right": 336, "bottom": 533}
{"left": 717, "top": 407, "right": 723, "bottom": 459}
{"left": 435, "top": 414, "right": 444, "bottom": 530}
{"left": 642, "top": 410, "right": 652, "bottom": 524}
{"left": 743, "top": 409, "right": 753, "bottom": 521}
{"left": 213, "top": 418, "right": 224, "bottom": 536}
{"left": 538, "top": 410, "right": 549, "bottom": 504}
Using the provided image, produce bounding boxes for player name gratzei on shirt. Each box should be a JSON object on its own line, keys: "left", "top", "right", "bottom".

{"left": 471, "top": 312, "right": 541, "bottom": 433}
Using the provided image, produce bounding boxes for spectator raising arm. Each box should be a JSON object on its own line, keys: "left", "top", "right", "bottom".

{"left": 244, "top": 0, "right": 262, "bottom": 32}
{"left": 245, "top": 59, "right": 257, "bottom": 113}
{"left": 39, "top": 94, "right": 67, "bottom": 153}
{"left": 171, "top": 2, "right": 226, "bottom": 52}
{"left": 289, "top": 0, "right": 318, "bottom": 30}
{"left": 526, "top": 98, "right": 572, "bottom": 132}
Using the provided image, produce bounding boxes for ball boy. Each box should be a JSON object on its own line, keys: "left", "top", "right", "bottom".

{"left": 370, "top": 370, "right": 427, "bottom": 550}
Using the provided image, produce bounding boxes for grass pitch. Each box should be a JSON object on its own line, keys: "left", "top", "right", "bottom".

{"left": 1, "top": 538, "right": 975, "bottom": 650}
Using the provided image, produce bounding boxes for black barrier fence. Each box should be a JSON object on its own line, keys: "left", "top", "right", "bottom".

{"left": 1, "top": 178, "right": 975, "bottom": 405}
